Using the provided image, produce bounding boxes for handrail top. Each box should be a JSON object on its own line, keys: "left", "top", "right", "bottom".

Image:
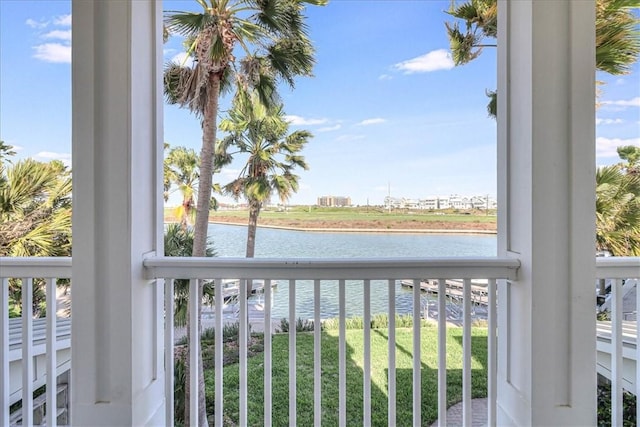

{"left": 143, "top": 255, "right": 520, "bottom": 267}
{"left": 0, "top": 257, "right": 72, "bottom": 278}
{"left": 143, "top": 256, "right": 521, "bottom": 280}
{"left": 596, "top": 257, "right": 640, "bottom": 279}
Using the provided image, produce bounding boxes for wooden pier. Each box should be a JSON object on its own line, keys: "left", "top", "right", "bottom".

{"left": 399, "top": 279, "right": 490, "bottom": 305}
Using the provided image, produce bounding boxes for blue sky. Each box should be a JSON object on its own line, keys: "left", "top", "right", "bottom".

{"left": 1, "top": 1, "right": 639, "bottom": 206}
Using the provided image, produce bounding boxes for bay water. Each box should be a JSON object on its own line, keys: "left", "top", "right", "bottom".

{"left": 207, "top": 224, "right": 497, "bottom": 321}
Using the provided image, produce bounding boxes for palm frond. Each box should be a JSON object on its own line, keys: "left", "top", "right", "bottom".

{"left": 164, "top": 12, "right": 217, "bottom": 37}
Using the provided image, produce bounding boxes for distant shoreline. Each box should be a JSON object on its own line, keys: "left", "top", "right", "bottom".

{"left": 166, "top": 219, "right": 497, "bottom": 235}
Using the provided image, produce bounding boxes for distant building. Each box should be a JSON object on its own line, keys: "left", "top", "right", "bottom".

{"left": 384, "top": 194, "right": 495, "bottom": 210}
{"left": 317, "top": 195, "right": 352, "bottom": 207}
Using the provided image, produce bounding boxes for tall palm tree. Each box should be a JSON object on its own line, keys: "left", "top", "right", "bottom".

{"left": 596, "top": 165, "right": 640, "bottom": 256}
{"left": 165, "top": 145, "right": 201, "bottom": 229}
{"left": 445, "top": 0, "right": 640, "bottom": 117}
{"left": 219, "top": 90, "right": 311, "bottom": 262}
{"left": 164, "top": 3, "right": 324, "bottom": 422}
{"left": 164, "top": 0, "right": 325, "bottom": 257}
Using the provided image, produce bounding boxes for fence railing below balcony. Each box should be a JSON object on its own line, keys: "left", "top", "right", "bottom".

{"left": 595, "top": 256, "right": 640, "bottom": 427}
{"left": 0, "top": 257, "right": 72, "bottom": 427}
{"left": 144, "top": 256, "right": 520, "bottom": 427}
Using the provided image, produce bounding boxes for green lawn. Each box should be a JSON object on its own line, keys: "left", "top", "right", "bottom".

{"left": 205, "top": 327, "right": 488, "bottom": 426}
{"left": 164, "top": 206, "right": 497, "bottom": 227}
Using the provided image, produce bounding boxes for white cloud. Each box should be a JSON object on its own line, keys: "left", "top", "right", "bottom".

{"left": 54, "top": 14, "right": 72, "bottom": 26}
{"left": 317, "top": 124, "right": 342, "bottom": 132}
{"left": 43, "top": 30, "right": 72, "bottom": 41}
{"left": 171, "top": 52, "right": 194, "bottom": 68}
{"left": 615, "top": 78, "right": 625, "bottom": 85}
{"left": 596, "top": 137, "right": 640, "bottom": 158}
{"left": 378, "top": 74, "right": 393, "bottom": 81}
{"left": 394, "top": 49, "right": 454, "bottom": 74}
{"left": 26, "top": 18, "right": 48, "bottom": 29}
{"left": 357, "top": 118, "right": 386, "bottom": 126}
{"left": 602, "top": 97, "right": 640, "bottom": 107}
{"left": 33, "top": 43, "right": 71, "bottom": 63}
{"left": 595, "top": 118, "right": 623, "bottom": 125}
{"left": 284, "top": 115, "right": 328, "bottom": 126}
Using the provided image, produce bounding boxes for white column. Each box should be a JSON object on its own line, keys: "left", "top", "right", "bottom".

{"left": 71, "top": 0, "right": 165, "bottom": 425}
{"left": 497, "top": 1, "right": 596, "bottom": 425}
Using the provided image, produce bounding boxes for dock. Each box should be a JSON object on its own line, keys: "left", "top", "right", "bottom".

{"left": 399, "top": 278, "right": 490, "bottom": 305}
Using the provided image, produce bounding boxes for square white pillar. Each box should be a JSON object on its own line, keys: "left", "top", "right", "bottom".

{"left": 497, "top": 1, "right": 596, "bottom": 425}
{"left": 71, "top": 0, "right": 165, "bottom": 425}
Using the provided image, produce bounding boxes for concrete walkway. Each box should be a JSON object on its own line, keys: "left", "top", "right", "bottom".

{"left": 430, "top": 398, "right": 488, "bottom": 427}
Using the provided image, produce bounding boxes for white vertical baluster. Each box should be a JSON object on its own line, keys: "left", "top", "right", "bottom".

{"left": 22, "top": 277, "right": 34, "bottom": 427}
{"left": 437, "top": 279, "right": 447, "bottom": 427}
{"left": 46, "top": 278, "right": 58, "bottom": 427}
{"left": 165, "top": 279, "right": 175, "bottom": 427}
{"left": 1, "top": 278, "right": 9, "bottom": 427}
{"left": 215, "top": 278, "right": 224, "bottom": 426}
{"left": 612, "top": 278, "right": 623, "bottom": 427}
{"left": 239, "top": 279, "right": 248, "bottom": 427}
{"left": 413, "top": 279, "right": 421, "bottom": 427}
{"left": 264, "top": 279, "right": 273, "bottom": 427}
{"left": 314, "top": 279, "right": 321, "bottom": 426}
{"left": 388, "top": 279, "right": 396, "bottom": 426}
{"left": 289, "top": 279, "right": 296, "bottom": 427}
{"left": 462, "top": 279, "right": 472, "bottom": 427}
{"left": 363, "top": 279, "right": 371, "bottom": 426}
{"left": 339, "top": 279, "right": 346, "bottom": 427}
{"left": 488, "top": 279, "right": 497, "bottom": 427}
{"left": 189, "top": 278, "right": 199, "bottom": 426}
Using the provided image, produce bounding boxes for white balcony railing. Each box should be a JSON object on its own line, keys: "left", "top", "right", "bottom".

{"left": 144, "top": 256, "right": 520, "bottom": 427}
{"left": 595, "top": 256, "right": 640, "bottom": 427}
{"left": 0, "top": 257, "right": 72, "bottom": 427}
{"left": 2, "top": 256, "right": 637, "bottom": 426}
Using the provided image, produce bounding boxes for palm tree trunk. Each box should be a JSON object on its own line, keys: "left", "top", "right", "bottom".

{"left": 245, "top": 199, "right": 261, "bottom": 295}
{"left": 188, "top": 72, "right": 221, "bottom": 427}
{"left": 193, "top": 75, "right": 221, "bottom": 257}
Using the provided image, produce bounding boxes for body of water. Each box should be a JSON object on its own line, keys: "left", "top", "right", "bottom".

{"left": 206, "top": 224, "right": 497, "bottom": 321}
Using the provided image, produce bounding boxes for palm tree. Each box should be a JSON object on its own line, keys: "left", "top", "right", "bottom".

{"left": 0, "top": 140, "right": 16, "bottom": 163}
{"left": 164, "top": 0, "right": 325, "bottom": 257}
{"left": 617, "top": 145, "right": 640, "bottom": 176}
{"left": 164, "top": 223, "right": 216, "bottom": 327}
{"left": 445, "top": 0, "right": 640, "bottom": 117}
{"left": 0, "top": 156, "right": 72, "bottom": 317}
{"left": 219, "top": 90, "right": 311, "bottom": 263}
{"left": 596, "top": 165, "right": 640, "bottom": 256}
{"left": 165, "top": 145, "right": 201, "bottom": 229}
{"left": 164, "top": 223, "right": 215, "bottom": 425}
{"left": 0, "top": 158, "right": 72, "bottom": 257}
{"left": 164, "top": 3, "right": 324, "bottom": 421}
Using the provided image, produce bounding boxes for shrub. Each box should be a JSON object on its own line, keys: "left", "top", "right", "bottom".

{"left": 277, "top": 317, "right": 315, "bottom": 332}
{"left": 597, "top": 381, "right": 636, "bottom": 426}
